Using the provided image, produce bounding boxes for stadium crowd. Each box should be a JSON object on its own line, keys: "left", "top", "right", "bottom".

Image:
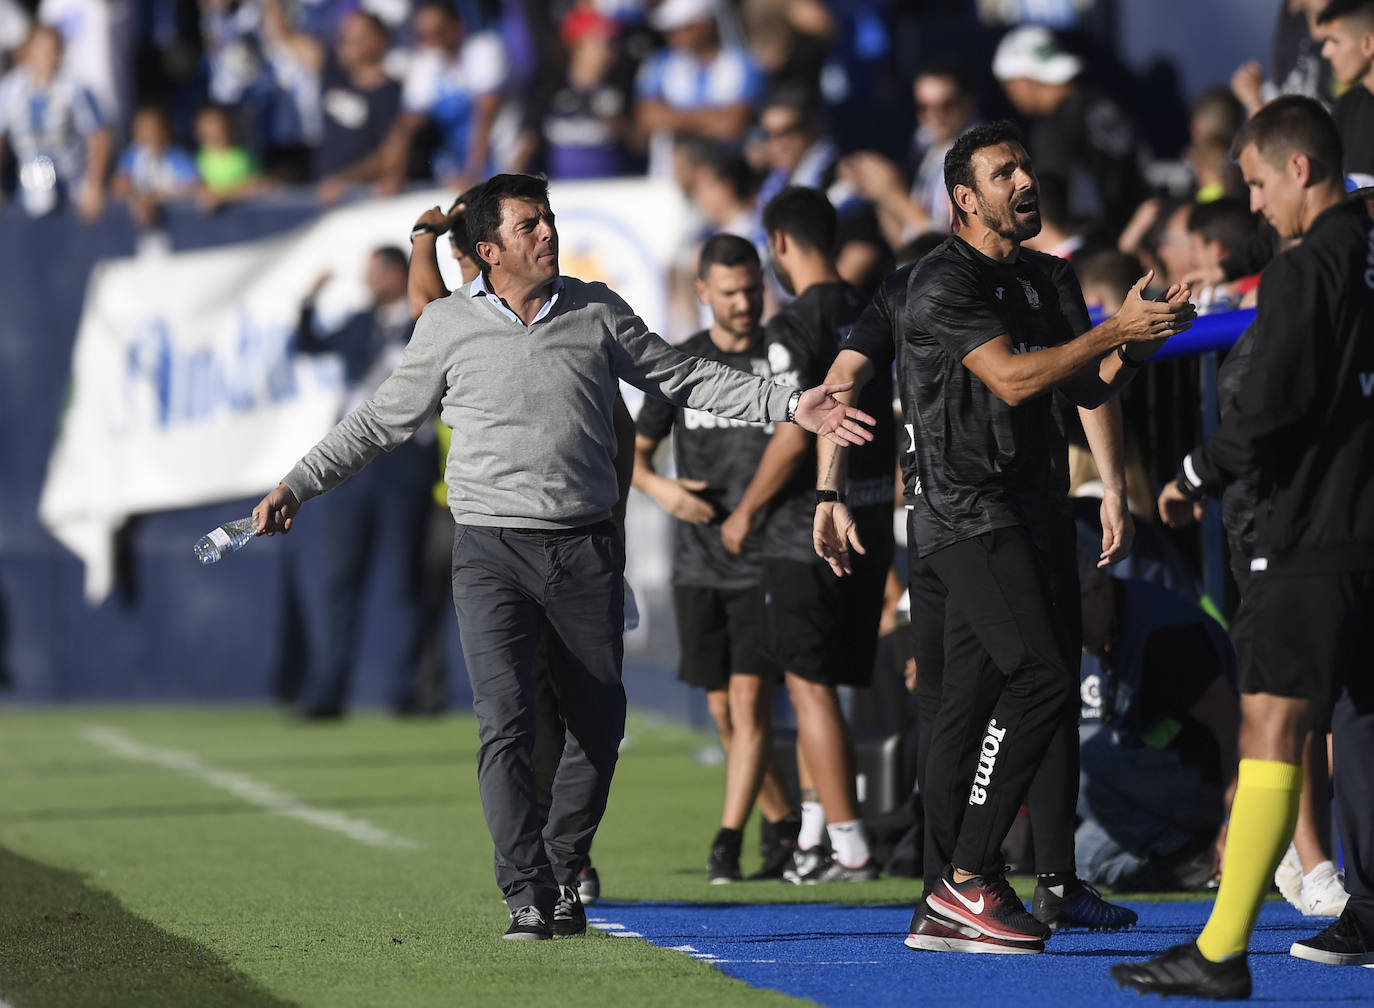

{"left": 8, "top": 0, "right": 1374, "bottom": 992}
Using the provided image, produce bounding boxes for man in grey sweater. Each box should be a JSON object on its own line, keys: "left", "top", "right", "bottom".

{"left": 252, "top": 173, "right": 874, "bottom": 941}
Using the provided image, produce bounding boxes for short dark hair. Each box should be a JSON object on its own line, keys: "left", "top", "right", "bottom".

{"left": 915, "top": 58, "right": 974, "bottom": 97}
{"left": 895, "top": 231, "right": 947, "bottom": 268}
{"left": 700, "top": 149, "right": 759, "bottom": 200}
{"left": 1316, "top": 0, "right": 1374, "bottom": 26}
{"left": 1073, "top": 249, "right": 1142, "bottom": 303}
{"left": 415, "top": 0, "right": 457, "bottom": 21}
{"left": 944, "top": 120, "right": 1026, "bottom": 224}
{"left": 1186, "top": 197, "right": 1256, "bottom": 256}
{"left": 697, "top": 232, "right": 760, "bottom": 279}
{"left": 1230, "top": 95, "right": 1343, "bottom": 184}
{"left": 372, "top": 245, "right": 409, "bottom": 273}
{"left": 761, "top": 185, "right": 836, "bottom": 255}
{"left": 464, "top": 173, "right": 551, "bottom": 276}
{"left": 1190, "top": 85, "right": 1246, "bottom": 146}
{"left": 448, "top": 184, "right": 482, "bottom": 259}
{"left": 762, "top": 82, "right": 819, "bottom": 121}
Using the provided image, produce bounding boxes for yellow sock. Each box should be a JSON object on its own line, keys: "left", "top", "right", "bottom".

{"left": 1196, "top": 758, "right": 1303, "bottom": 962}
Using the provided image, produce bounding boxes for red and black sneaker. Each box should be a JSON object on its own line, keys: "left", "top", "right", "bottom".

{"left": 905, "top": 902, "right": 1044, "bottom": 954}
{"left": 926, "top": 865, "right": 1051, "bottom": 944}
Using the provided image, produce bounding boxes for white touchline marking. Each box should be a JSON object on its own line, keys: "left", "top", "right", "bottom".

{"left": 79, "top": 725, "right": 421, "bottom": 850}
{"left": 609, "top": 931, "right": 643, "bottom": 938}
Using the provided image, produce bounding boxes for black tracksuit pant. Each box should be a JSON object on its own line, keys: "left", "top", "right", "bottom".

{"left": 914, "top": 517, "right": 1080, "bottom": 881}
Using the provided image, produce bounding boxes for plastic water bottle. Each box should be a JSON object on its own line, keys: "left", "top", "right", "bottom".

{"left": 194, "top": 516, "right": 258, "bottom": 565}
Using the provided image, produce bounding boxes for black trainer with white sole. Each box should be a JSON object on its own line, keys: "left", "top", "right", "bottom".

{"left": 552, "top": 885, "right": 587, "bottom": 938}
{"left": 1109, "top": 941, "right": 1251, "bottom": 999}
{"left": 782, "top": 846, "right": 827, "bottom": 884}
{"left": 1290, "top": 907, "right": 1374, "bottom": 965}
{"left": 708, "top": 828, "right": 743, "bottom": 884}
{"left": 503, "top": 905, "right": 552, "bottom": 941}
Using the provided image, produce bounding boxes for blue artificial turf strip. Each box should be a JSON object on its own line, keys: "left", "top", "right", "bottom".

{"left": 587, "top": 900, "right": 1373, "bottom": 1007}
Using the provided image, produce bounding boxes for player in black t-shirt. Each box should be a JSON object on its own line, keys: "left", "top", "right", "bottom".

{"left": 1116, "top": 96, "right": 1374, "bottom": 998}
{"left": 633, "top": 234, "right": 799, "bottom": 884}
{"left": 819, "top": 250, "right": 1147, "bottom": 943}
{"left": 724, "top": 186, "right": 896, "bottom": 883}
{"left": 817, "top": 121, "right": 1195, "bottom": 951}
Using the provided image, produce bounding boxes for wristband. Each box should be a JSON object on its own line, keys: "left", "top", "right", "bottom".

{"left": 1174, "top": 454, "right": 1206, "bottom": 500}
{"left": 1117, "top": 343, "right": 1146, "bottom": 368}
{"left": 410, "top": 223, "right": 442, "bottom": 242}
{"left": 815, "top": 490, "right": 845, "bottom": 504}
{"left": 784, "top": 389, "right": 801, "bottom": 424}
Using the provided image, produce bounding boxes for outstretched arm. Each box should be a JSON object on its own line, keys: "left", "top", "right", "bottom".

{"left": 961, "top": 273, "right": 1194, "bottom": 409}
{"left": 813, "top": 350, "right": 877, "bottom": 576}
{"left": 1078, "top": 397, "right": 1134, "bottom": 566}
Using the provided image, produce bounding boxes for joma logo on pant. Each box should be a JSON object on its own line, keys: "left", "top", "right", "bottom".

{"left": 968, "top": 720, "right": 1007, "bottom": 806}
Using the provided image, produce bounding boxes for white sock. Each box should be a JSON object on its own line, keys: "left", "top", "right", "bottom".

{"left": 799, "top": 801, "right": 826, "bottom": 850}
{"left": 826, "top": 819, "right": 871, "bottom": 868}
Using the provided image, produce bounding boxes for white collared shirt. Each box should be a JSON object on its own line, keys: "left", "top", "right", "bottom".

{"left": 468, "top": 273, "right": 564, "bottom": 326}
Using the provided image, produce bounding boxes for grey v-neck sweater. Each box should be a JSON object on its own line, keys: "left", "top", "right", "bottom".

{"left": 283, "top": 277, "right": 797, "bottom": 529}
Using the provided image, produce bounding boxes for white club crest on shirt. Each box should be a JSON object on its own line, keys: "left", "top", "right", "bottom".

{"left": 1019, "top": 279, "right": 1041, "bottom": 309}
{"left": 995, "top": 287, "right": 1005, "bottom": 300}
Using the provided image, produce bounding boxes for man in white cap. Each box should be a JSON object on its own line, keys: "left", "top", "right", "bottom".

{"left": 634, "top": 0, "right": 764, "bottom": 178}
{"left": 992, "top": 24, "right": 1146, "bottom": 234}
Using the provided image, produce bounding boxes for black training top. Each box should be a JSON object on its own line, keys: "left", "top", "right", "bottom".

{"left": 1186, "top": 198, "right": 1374, "bottom": 573}
{"left": 760, "top": 280, "right": 896, "bottom": 563}
{"left": 636, "top": 329, "right": 775, "bottom": 590}
{"left": 894, "top": 236, "right": 1091, "bottom": 558}
{"left": 1333, "top": 83, "right": 1374, "bottom": 182}
{"left": 842, "top": 263, "right": 917, "bottom": 505}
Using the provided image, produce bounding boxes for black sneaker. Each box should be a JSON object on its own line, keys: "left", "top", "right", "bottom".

{"left": 1033, "top": 878, "right": 1139, "bottom": 931}
{"left": 808, "top": 854, "right": 879, "bottom": 883}
{"left": 708, "top": 829, "right": 743, "bottom": 884}
{"left": 905, "top": 902, "right": 1044, "bottom": 954}
{"left": 1110, "top": 941, "right": 1250, "bottom": 999}
{"left": 782, "top": 846, "right": 827, "bottom": 884}
{"left": 552, "top": 885, "right": 586, "bottom": 938}
{"left": 747, "top": 816, "right": 800, "bottom": 880}
{"left": 925, "top": 866, "right": 1051, "bottom": 943}
{"left": 576, "top": 862, "right": 600, "bottom": 905}
{"left": 1290, "top": 907, "right": 1374, "bottom": 965}
{"left": 503, "top": 905, "right": 552, "bottom": 941}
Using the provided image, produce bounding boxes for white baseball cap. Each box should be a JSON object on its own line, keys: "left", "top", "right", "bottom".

{"left": 650, "top": 0, "right": 716, "bottom": 32}
{"left": 992, "top": 25, "right": 1083, "bottom": 85}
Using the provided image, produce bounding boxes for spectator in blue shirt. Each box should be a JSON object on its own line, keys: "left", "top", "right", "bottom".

{"left": 634, "top": 0, "right": 763, "bottom": 178}
{"left": 0, "top": 23, "right": 108, "bottom": 220}
{"left": 111, "top": 104, "right": 199, "bottom": 227}
{"left": 379, "top": 0, "right": 506, "bottom": 193}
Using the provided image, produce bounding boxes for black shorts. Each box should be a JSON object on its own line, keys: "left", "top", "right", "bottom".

{"left": 674, "top": 584, "right": 777, "bottom": 691}
{"left": 762, "top": 540, "right": 892, "bottom": 688}
{"left": 1231, "top": 569, "right": 1374, "bottom": 721}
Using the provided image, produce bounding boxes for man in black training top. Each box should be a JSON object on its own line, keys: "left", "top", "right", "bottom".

{"left": 818, "top": 121, "right": 1195, "bottom": 949}
{"left": 1113, "top": 95, "right": 1374, "bottom": 999}
{"left": 634, "top": 234, "right": 799, "bottom": 884}
{"left": 814, "top": 241, "right": 1150, "bottom": 946}
{"left": 723, "top": 185, "right": 896, "bottom": 882}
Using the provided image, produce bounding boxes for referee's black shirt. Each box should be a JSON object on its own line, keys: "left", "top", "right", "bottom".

{"left": 890, "top": 236, "right": 1091, "bottom": 559}
{"left": 635, "top": 329, "right": 774, "bottom": 590}
{"left": 1187, "top": 198, "right": 1374, "bottom": 573}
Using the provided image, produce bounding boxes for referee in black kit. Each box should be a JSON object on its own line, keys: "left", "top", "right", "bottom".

{"left": 816, "top": 121, "right": 1195, "bottom": 951}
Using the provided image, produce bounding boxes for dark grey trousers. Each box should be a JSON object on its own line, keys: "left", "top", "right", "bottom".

{"left": 450, "top": 522, "right": 627, "bottom": 913}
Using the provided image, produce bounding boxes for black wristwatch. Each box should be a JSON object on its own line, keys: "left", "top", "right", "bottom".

{"left": 815, "top": 490, "right": 845, "bottom": 504}
{"left": 410, "top": 223, "right": 442, "bottom": 242}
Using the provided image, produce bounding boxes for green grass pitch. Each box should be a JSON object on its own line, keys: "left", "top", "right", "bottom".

{"left": 0, "top": 706, "right": 1200, "bottom": 1007}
